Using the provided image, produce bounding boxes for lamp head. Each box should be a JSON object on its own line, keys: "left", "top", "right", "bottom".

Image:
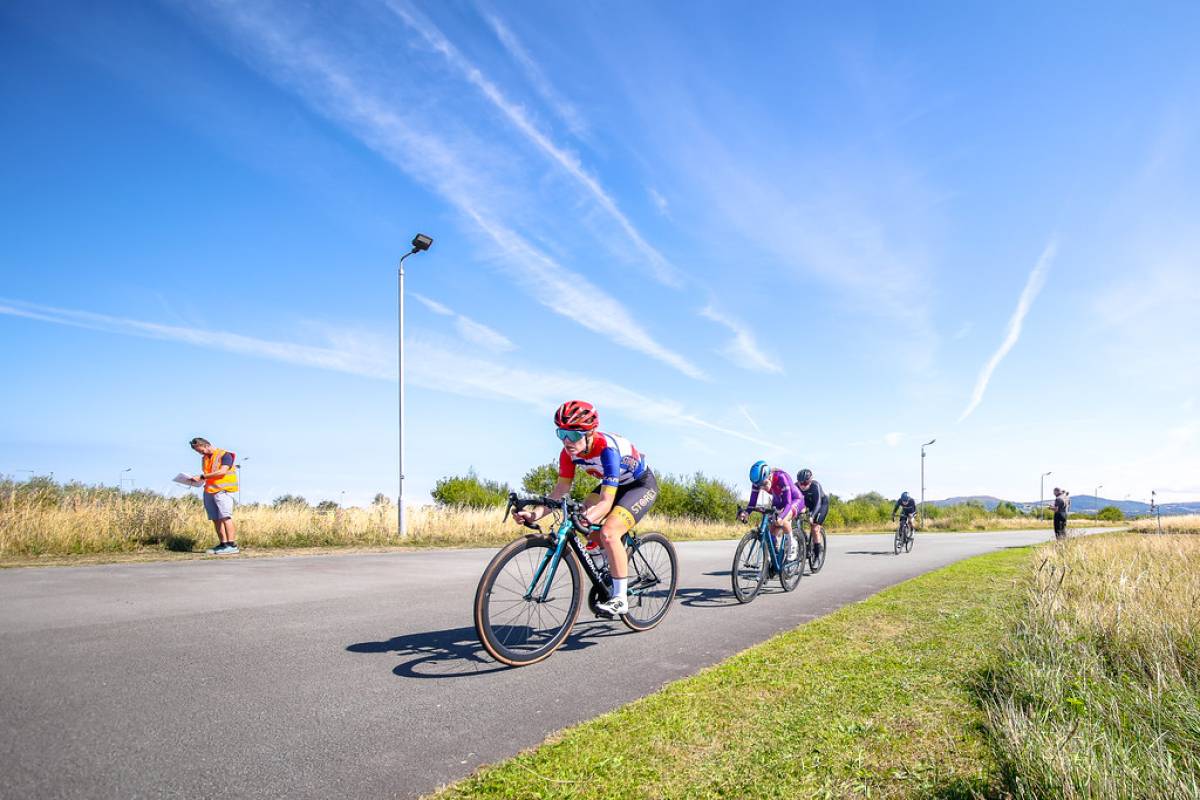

{"left": 411, "top": 233, "right": 433, "bottom": 253}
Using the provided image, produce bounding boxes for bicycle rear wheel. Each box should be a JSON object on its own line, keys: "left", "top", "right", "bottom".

{"left": 779, "top": 531, "right": 803, "bottom": 592}
{"left": 807, "top": 529, "right": 827, "bottom": 574}
{"left": 621, "top": 532, "right": 678, "bottom": 632}
{"left": 474, "top": 535, "right": 582, "bottom": 667}
{"left": 732, "top": 531, "right": 767, "bottom": 603}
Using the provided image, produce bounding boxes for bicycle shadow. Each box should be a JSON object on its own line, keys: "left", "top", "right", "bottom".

{"left": 675, "top": 586, "right": 738, "bottom": 608}
{"left": 844, "top": 550, "right": 897, "bottom": 556}
{"left": 703, "top": 569, "right": 732, "bottom": 577}
{"left": 346, "top": 618, "right": 630, "bottom": 679}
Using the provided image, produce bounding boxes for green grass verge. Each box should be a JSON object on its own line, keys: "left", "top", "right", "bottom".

{"left": 431, "top": 546, "right": 1034, "bottom": 799}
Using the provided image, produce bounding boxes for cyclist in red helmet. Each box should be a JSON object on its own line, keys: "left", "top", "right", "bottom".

{"left": 513, "top": 400, "right": 658, "bottom": 617}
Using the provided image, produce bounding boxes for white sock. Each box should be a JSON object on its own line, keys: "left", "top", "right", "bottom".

{"left": 611, "top": 576, "right": 628, "bottom": 600}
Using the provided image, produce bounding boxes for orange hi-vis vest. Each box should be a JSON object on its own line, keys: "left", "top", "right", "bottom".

{"left": 202, "top": 448, "right": 238, "bottom": 494}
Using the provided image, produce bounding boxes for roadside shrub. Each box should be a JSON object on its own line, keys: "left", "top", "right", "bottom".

{"left": 1096, "top": 504, "right": 1125, "bottom": 522}
{"left": 995, "top": 500, "right": 1020, "bottom": 518}
{"left": 520, "top": 463, "right": 598, "bottom": 501}
{"left": 432, "top": 470, "right": 509, "bottom": 508}
{"left": 272, "top": 494, "right": 308, "bottom": 509}
{"left": 316, "top": 500, "right": 339, "bottom": 513}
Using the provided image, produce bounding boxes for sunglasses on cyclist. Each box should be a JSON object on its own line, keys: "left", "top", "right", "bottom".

{"left": 556, "top": 428, "right": 586, "bottom": 443}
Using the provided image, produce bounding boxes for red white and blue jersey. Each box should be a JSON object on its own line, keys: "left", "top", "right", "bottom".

{"left": 558, "top": 431, "right": 647, "bottom": 488}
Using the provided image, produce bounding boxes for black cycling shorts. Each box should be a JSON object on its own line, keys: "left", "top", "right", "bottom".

{"left": 809, "top": 495, "right": 829, "bottom": 525}
{"left": 589, "top": 469, "right": 659, "bottom": 530}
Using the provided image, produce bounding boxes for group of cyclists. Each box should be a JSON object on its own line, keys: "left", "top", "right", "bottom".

{"left": 510, "top": 400, "right": 926, "bottom": 615}
{"left": 476, "top": 399, "right": 938, "bottom": 665}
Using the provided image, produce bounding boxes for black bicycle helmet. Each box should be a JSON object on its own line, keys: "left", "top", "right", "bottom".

{"left": 796, "top": 468, "right": 813, "bottom": 483}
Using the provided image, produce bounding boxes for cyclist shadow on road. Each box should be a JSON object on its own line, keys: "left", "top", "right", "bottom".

{"left": 675, "top": 586, "right": 739, "bottom": 608}
{"left": 844, "top": 550, "right": 896, "bottom": 556}
{"left": 346, "top": 619, "right": 631, "bottom": 679}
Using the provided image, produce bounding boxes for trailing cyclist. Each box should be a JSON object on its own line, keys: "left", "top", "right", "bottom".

{"left": 738, "top": 461, "right": 804, "bottom": 563}
{"left": 795, "top": 468, "right": 828, "bottom": 562}
{"left": 511, "top": 400, "right": 658, "bottom": 617}
{"left": 892, "top": 491, "right": 918, "bottom": 530}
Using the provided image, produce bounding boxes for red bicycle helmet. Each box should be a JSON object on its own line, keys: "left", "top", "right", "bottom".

{"left": 555, "top": 400, "right": 599, "bottom": 431}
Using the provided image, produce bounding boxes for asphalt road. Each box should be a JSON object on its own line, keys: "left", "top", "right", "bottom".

{"left": 0, "top": 528, "right": 1094, "bottom": 799}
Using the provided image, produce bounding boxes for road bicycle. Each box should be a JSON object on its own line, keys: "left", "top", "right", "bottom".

{"left": 473, "top": 493, "right": 678, "bottom": 667}
{"left": 893, "top": 513, "right": 915, "bottom": 555}
{"left": 731, "top": 507, "right": 804, "bottom": 603}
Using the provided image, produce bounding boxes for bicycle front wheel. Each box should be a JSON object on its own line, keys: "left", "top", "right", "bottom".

{"left": 474, "top": 535, "right": 582, "bottom": 667}
{"left": 894, "top": 525, "right": 904, "bottom": 555}
{"left": 904, "top": 527, "right": 914, "bottom": 553}
{"left": 621, "top": 532, "right": 678, "bottom": 632}
{"left": 732, "top": 531, "right": 767, "bottom": 603}
{"left": 779, "top": 532, "right": 803, "bottom": 592}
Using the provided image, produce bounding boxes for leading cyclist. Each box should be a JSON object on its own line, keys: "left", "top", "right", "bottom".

{"left": 738, "top": 461, "right": 804, "bottom": 563}
{"left": 795, "top": 468, "right": 827, "bottom": 561}
{"left": 512, "top": 400, "right": 658, "bottom": 617}
{"left": 891, "top": 491, "right": 918, "bottom": 531}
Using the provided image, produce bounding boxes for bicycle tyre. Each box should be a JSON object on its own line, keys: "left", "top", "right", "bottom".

{"left": 732, "top": 531, "right": 767, "bottom": 604}
{"left": 474, "top": 534, "right": 582, "bottom": 667}
{"left": 807, "top": 528, "right": 827, "bottom": 574}
{"left": 904, "top": 526, "right": 914, "bottom": 553}
{"left": 779, "top": 531, "right": 803, "bottom": 592}
{"left": 894, "top": 524, "right": 904, "bottom": 555}
{"left": 621, "top": 532, "right": 678, "bottom": 632}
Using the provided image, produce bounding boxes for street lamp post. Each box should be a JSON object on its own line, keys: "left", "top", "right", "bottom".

{"left": 1094, "top": 483, "right": 1103, "bottom": 513}
{"left": 119, "top": 467, "right": 132, "bottom": 492}
{"left": 398, "top": 233, "right": 434, "bottom": 537}
{"left": 920, "top": 439, "right": 936, "bottom": 530}
{"left": 1040, "top": 471, "right": 1052, "bottom": 521}
{"left": 236, "top": 457, "right": 249, "bottom": 504}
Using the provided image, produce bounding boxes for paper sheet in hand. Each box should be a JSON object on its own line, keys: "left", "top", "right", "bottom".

{"left": 173, "top": 473, "right": 202, "bottom": 487}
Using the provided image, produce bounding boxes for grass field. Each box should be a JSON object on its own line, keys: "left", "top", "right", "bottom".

{"left": 0, "top": 478, "right": 1121, "bottom": 564}
{"left": 978, "top": 533, "right": 1200, "bottom": 798}
{"left": 433, "top": 547, "right": 1033, "bottom": 799}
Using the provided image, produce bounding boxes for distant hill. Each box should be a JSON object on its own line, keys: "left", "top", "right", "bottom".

{"left": 929, "top": 495, "right": 1006, "bottom": 510}
{"left": 928, "top": 494, "right": 1200, "bottom": 516}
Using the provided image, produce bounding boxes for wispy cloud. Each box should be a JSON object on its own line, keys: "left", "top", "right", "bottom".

{"left": 738, "top": 404, "right": 762, "bottom": 433}
{"left": 386, "top": 1, "right": 680, "bottom": 287}
{"left": 483, "top": 12, "right": 588, "bottom": 141}
{"left": 647, "top": 187, "right": 670, "bottom": 217}
{"left": 958, "top": 240, "right": 1057, "bottom": 422}
{"left": 0, "top": 298, "right": 395, "bottom": 379}
{"left": 198, "top": 3, "right": 705, "bottom": 380}
{"left": 700, "top": 305, "right": 783, "bottom": 374}
{"left": 883, "top": 432, "right": 904, "bottom": 447}
{"left": 0, "top": 298, "right": 771, "bottom": 448}
{"left": 411, "top": 293, "right": 515, "bottom": 353}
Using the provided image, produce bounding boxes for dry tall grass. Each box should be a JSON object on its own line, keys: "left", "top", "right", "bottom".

{"left": 1130, "top": 513, "right": 1200, "bottom": 535}
{"left": 0, "top": 488, "right": 753, "bottom": 558}
{"left": 980, "top": 534, "right": 1200, "bottom": 797}
{"left": 2, "top": 482, "right": 1119, "bottom": 560}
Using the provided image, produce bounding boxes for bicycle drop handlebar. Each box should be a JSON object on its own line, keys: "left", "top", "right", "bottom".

{"left": 503, "top": 492, "right": 591, "bottom": 534}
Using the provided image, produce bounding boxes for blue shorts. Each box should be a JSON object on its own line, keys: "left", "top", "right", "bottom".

{"left": 203, "top": 491, "right": 235, "bottom": 521}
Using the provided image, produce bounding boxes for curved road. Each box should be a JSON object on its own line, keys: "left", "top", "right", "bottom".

{"left": 0, "top": 528, "right": 1091, "bottom": 799}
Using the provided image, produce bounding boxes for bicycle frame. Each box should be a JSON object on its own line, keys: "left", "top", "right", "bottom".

{"left": 519, "top": 497, "right": 661, "bottom": 604}
{"left": 747, "top": 508, "right": 786, "bottom": 572}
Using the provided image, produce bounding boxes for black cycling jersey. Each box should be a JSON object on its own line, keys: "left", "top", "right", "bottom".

{"left": 800, "top": 480, "right": 829, "bottom": 524}
{"left": 893, "top": 497, "right": 917, "bottom": 516}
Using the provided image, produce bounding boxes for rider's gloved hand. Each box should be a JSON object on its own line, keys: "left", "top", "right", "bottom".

{"left": 737, "top": 511, "right": 748, "bottom": 524}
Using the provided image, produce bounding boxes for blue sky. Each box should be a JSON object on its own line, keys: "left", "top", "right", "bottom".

{"left": 2, "top": 1, "right": 1198, "bottom": 507}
